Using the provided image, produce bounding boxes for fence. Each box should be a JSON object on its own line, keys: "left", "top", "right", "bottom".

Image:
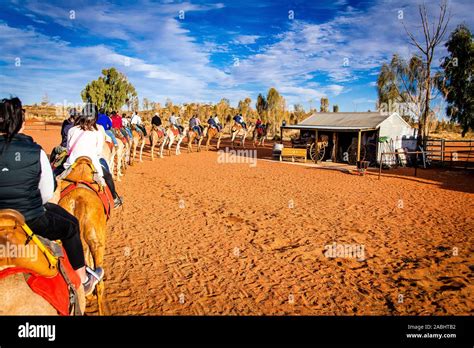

{"left": 26, "top": 120, "right": 63, "bottom": 131}
{"left": 426, "top": 138, "right": 474, "bottom": 169}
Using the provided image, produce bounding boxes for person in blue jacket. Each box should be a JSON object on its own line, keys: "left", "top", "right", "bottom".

{"left": 97, "top": 110, "right": 117, "bottom": 147}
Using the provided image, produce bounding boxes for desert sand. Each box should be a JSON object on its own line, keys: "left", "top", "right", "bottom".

{"left": 25, "top": 124, "right": 474, "bottom": 315}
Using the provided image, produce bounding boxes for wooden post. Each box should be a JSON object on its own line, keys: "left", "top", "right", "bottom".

{"left": 378, "top": 153, "right": 383, "bottom": 180}
{"left": 332, "top": 132, "right": 337, "bottom": 162}
{"left": 280, "top": 126, "right": 283, "bottom": 142}
{"left": 441, "top": 139, "right": 445, "bottom": 166}
{"left": 356, "top": 130, "right": 361, "bottom": 162}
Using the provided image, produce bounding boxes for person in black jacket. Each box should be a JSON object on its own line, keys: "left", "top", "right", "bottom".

{"left": 151, "top": 113, "right": 162, "bottom": 128}
{"left": 0, "top": 97, "right": 103, "bottom": 296}
{"left": 49, "top": 108, "right": 77, "bottom": 163}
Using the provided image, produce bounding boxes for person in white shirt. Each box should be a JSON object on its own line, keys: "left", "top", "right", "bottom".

{"left": 121, "top": 113, "right": 133, "bottom": 139}
{"left": 169, "top": 114, "right": 184, "bottom": 134}
{"left": 210, "top": 114, "right": 222, "bottom": 131}
{"left": 130, "top": 112, "right": 147, "bottom": 136}
{"left": 63, "top": 104, "right": 123, "bottom": 208}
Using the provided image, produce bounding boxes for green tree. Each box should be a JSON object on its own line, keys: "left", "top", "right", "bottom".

{"left": 216, "top": 98, "right": 230, "bottom": 122}
{"left": 320, "top": 97, "right": 329, "bottom": 112}
{"left": 238, "top": 97, "right": 252, "bottom": 118}
{"left": 81, "top": 67, "right": 137, "bottom": 113}
{"left": 142, "top": 97, "right": 150, "bottom": 111}
{"left": 437, "top": 24, "right": 474, "bottom": 136}
{"left": 333, "top": 105, "right": 339, "bottom": 112}
{"left": 377, "top": 55, "right": 426, "bottom": 133}
{"left": 267, "top": 87, "right": 281, "bottom": 137}
{"left": 293, "top": 104, "right": 306, "bottom": 124}
{"left": 256, "top": 93, "right": 268, "bottom": 121}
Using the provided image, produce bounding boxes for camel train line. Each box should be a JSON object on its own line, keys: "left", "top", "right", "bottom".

{"left": 0, "top": 108, "right": 269, "bottom": 316}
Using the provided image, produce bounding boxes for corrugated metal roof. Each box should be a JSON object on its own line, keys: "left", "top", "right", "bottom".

{"left": 297, "top": 112, "right": 390, "bottom": 129}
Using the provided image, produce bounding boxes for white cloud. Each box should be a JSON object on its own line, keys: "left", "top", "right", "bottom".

{"left": 1, "top": 0, "right": 473, "bottom": 111}
{"left": 233, "top": 35, "right": 261, "bottom": 45}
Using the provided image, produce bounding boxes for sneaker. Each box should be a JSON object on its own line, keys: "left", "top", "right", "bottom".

{"left": 82, "top": 267, "right": 104, "bottom": 296}
{"left": 114, "top": 196, "right": 123, "bottom": 208}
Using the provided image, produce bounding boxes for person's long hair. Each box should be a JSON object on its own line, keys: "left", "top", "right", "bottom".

{"left": 0, "top": 97, "right": 25, "bottom": 142}
{"left": 75, "top": 103, "right": 98, "bottom": 131}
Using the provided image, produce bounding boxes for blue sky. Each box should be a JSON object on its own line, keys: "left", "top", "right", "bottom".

{"left": 0, "top": 0, "right": 473, "bottom": 113}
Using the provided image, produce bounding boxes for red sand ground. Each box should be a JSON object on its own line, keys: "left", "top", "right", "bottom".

{"left": 26, "top": 124, "right": 474, "bottom": 315}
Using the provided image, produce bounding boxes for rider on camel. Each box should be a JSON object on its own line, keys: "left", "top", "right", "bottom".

{"left": 97, "top": 110, "right": 118, "bottom": 148}
{"left": 208, "top": 114, "right": 222, "bottom": 132}
{"left": 233, "top": 113, "right": 247, "bottom": 130}
{"left": 111, "top": 111, "right": 130, "bottom": 146}
{"left": 189, "top": 115, "right": 202, "bottom": 137}
{"left": 169, "top": 113, "right": 184, "bottom": 135}
{"left": 63, "top": 104, "right": 123, "bottom": 209}
{"left": 130, "top": 112, "right": 147, "bottom": 137}
{"left": 0, "top": 97, "right": 104, "bottom": 296}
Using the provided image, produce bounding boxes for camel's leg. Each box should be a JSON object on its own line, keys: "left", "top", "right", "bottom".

{"left": 85, "top": 222, "right": 106, "bottom": 316}
{"left": 151, "top": 140, "right": 155, "bottom": 160}
{"left": 110, "top": 151, "right": 116, "bottom": 179}
{"left": 188, "top": 134, "right": 193, "bottom": 153}
{"left": 116, "top": 145, "right": 123, "bottom": 181}
{"left": 217, "top": 133, "right": 222, "bottom": 149}
{"left": 139, "top": 139, "right": 145, "bottom": 162}
{"left": 160, "top": 137, "right": 166, "bottom": 158}
{"left": 125, "top": 142, "right": 130, "bottom": 167}
{"left": 197, "top": 136, "right": 203, "bottom": 152}
{"left": 168, "top": 136, "right": 174, "bottom": 156}
{"left": 175, "top": 136, "right": 181, "bottom": 155}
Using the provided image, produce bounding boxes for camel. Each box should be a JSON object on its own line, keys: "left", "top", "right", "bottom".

{"left": 230, "top": 122, "right": 254, "bottom": 148}
{"left": 104, "top": 139, "right": 125, "bottom": 182}
{"left": 109, "top": 130, "right": 129, "bottom": 182}
{"left": 130, "top": 128, "right": 146, "bottom": 164}
{"left": 187, "top": 126, "right": 204, "bottom": 152}
{"left": 161, "top": 125, "right": 186, "bottom": 157}
{"left": 149, "top": 126, "right": 167, "bottom": 160}
{"left": 58, "top": 157, "right": 108, "bottom": 315}
{"left": 204, "top": 125, "right": 222, "bottom": 150}
{"left": 102, "top": 140, "right": 115, "bottom": 169}
{"left": 252, "top": 122, "right": 270, "bottom": 147}
{"left": 0, "top": 209, "right": 86, "bottom": 315}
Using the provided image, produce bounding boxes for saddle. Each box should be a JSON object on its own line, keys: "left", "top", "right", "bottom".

{"left": 0, "top": 209, "right": 82, "bottom": 315}
{"left": 171, "top": 126, "right": 180, "bottom": 136}
{"left": 112, "top": 128, "right": 127, "bottom": 145}
{"left": 257, "top": 127, "right": 264, "bottom": 136}
{"left": 132, "top": 127, "right": 144, "bottom": 140}
{"left": 0, "top": 209, "right": 57, "bottom": 276}
{"left": 105, "top": 141, "right": 114, "bottom": 152}
{"left": 152, "top": 126, "right": 164, "bottom": 138}
{"left": 232, "top": 122, "right": 245, "bottom": 132}
{"left": 59, "top": 157, "right": 114, "bottom": 219}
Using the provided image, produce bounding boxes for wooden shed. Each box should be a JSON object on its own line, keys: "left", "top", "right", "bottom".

{"left": 281, "top": 112, "right": 416, "bottom": 164}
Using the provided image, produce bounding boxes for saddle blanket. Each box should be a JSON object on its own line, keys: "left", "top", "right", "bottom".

{"left": 61, "top": 181, "right": 114, "bottom": 219}
{"left": 0, "top": 249, "right": 81, "bottom": 316}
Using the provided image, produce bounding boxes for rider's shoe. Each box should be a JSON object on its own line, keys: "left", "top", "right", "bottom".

{"left": 114, "top": 196, "right": 123, "bottom": 208}
{"left": 82, "top": 267, "right": 104, "bottom": 296}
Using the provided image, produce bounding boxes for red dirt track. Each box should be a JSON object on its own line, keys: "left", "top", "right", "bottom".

{"left": 26, "top": 124, "right": 474, "bottom": 315}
